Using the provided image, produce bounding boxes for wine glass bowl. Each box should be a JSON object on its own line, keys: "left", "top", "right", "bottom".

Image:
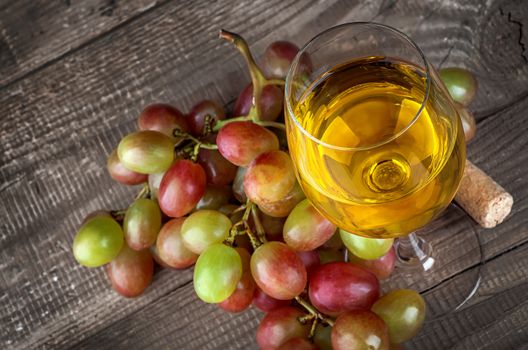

{"left": 285, "top": 22, "right": 466, "bottom": 239}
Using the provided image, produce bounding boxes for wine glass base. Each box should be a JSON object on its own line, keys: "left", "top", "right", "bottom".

{"left": 382, "top": 203, "right": 483, "bottom": 320}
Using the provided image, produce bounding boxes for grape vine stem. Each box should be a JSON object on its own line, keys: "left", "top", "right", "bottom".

{"left": 295, "top": 296, "right": 335, "bottom": 327}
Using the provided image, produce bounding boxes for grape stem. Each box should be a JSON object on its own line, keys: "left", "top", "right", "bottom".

{"left": 224, "top": 200, "right": 263, "bottom": 250}
{"left": 110, "top": 210, "right": 126, "bottom": 222}
{"left": 212, "top": 116, "right": 250, "bottom": 132}
{"left": 295, "top": 296, "right": 335, "bottom": 327}
{"left": 251, "top": 206, "right": 267, "bottom": 244}
{"left": 135, "top": 183, "right": 150, "bottom": 200}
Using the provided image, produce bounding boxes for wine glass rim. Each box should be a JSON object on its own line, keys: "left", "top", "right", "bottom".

{"left": 285, "top": 21, "right": 431, "bottom": 152}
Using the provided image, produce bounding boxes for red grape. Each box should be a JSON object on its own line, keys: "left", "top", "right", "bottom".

{"left": 117, "top": 130, "right": 174, "bottom": 174}
{"left": 253, "top": 286, "right": 291, "bottom": 312}
{"left": 195, "top": 185, "right": 232, "bottom": 211}
{"left": 217, "top": 121, "right": 279, "bottom": 167}
{"left": 317, "top": 248, "right": 344, "bottom": 264}
{"left": 348, "top": 246, "right": 396, "bottom": 280}
{"left": 313, "top": 324, "right": 333, "bottom": 350}
{"left": 188, "top": 100, "right": 226, "bottom": 136}
{"left": 232, "top": 83, "right": 283, "bottom": 122}
{"left": 456, "top": 103, "right": 477, "bottom": 142}
{"left": 257, "top": 182, "right": 305, "bottom": 218}
{"left": 197, "top": 147, "right": 238, "bottom": 186}
{"left": 278, "top": 337, "right": 319, "bottom": 350}
{"left": 296, "top": 250, "right": 320, "bottom": 277}
{"left": 283, "top": 199, "right": 336, "bottom": 251}
{"left": 158, "top": 160, "right": 206, "bottom": 217}
{"left": 322, "top": 232, "right": 344, "bottom": 249}
{"left": 232, "top": 166, "right": 248, "bottom": 203}
{"left": 259, "top": 212, "right": 286, "bottom": 242}
{"left": 331, "top": 310, "right": 390, "bottom": 350}
{"left": 251, "top": 241, "right": 307, "bottom": 300}
{"left": 138, "top": 103, "right": 189, "bottom": 140}
{"left": 256, "top": 306, "right": 310, "bottom": 350}
{"left": 218, "top": 248, "right": 256, "bottom": 313}
{"left": 156, "top": 218, "right": 198, "bottom": 269}
{"left": 107, "top": 149, "right": 148, "bottom": 185}
{"left": 309, "top": 262, "right": 380, "bottom": 316}
{"left": 123, "top": 198, "right": 162, "bottom": 250}
{"left": 371, "top": 289, "right": 426, "bottom": 344}
{"left": 244, "top": 150, "right": 296, "bottom": 203}
{"left": 261, "top": 41, "right": 312, "bottom": 79}
{"left": 106, "top": 245, "right": 154, "bottom": 298}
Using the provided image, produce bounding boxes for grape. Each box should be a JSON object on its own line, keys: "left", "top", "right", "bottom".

{"left": 148, "top": 171, "right": 164, "bottom": 199}
{"left": 107, "top": 149, "right": 148, "bottom": 185}
{"left": 232, "top": 83, "right": 283, "bottom": 122}
{"left": 81, "top": 210, "right": 111, "bottom": 225}
{"left": 181, "top": 210, "right": 231, "bottom": 254}
{"left": 217, "top": 121, "right": 279, "bottom": 167}
{"left": 73, "top": 216, "right": 124, "bottom": 267}
{"left": 256, "top": 306, "right": 310, "bottom": 350}
{"left": 244, "top": 150, "right": 296, "bottom": 203}
{"left": 232, "top": 166, "right": 247, "bottom": 202}
{"left": 195, "top": 185, "right": 232, "bottom": 211}
{"left": 439, "top": 67, "right": 477, "bottom": 106}
{"left": 322, "top": 231, "right": 344, "bottom": 249}
{"left": 339, "top": 229, "right": 393, "bottom": 260}
{"left": 197, "top": 147, "right": 238, "bottom": 186}
{"left": 261, "top": 41, "right": 312, "bottom": 79}
{"left": 348, "top": 246, "right": 396, "bottom": 280}
{"left": 257, "top": 182, "right": 305, "bottom": 218}
{"left": 123, "top": 198, "right": 162, "bottom": 250}
{"left": 278, "top": 338, "right": 319, "bottom": 350}
{"left": 313, "top": 324, "right": 333, "bottom": 350}
{"left": 259, "top": 212, "right": 286, "bottom": 241}
{"left": 253, "top": 286, "right": 291, "bottom": 312}
{"left": 234, "top": 234, "right": 253, "bottom": 252}
{"left": 296, "top": 250, "right": 320, "bottom": 277}
{"left": 317, "top": 248, "right": 344, "bottom": 264}
{"left": 193, "top": 243, "right": 242, "bottom": 303}
{"left": 284, "top": 199, "right": 336, "bottom": 251}
{"left": 332, "top": 310, "right": 390, "bottom": 350}
{"left": 251, "top": 241, "right": 307, "bottom": 300}
{"left": 156, "top": 218, "right": 198, "bottom": 269}
{"left": 371, "top": 289, "right": 426, "bottom": 344}
{"left": 188, "top": 100, "right": 226, "bottom": 136}
{"left": 158, "top": 160, "right": 206, "bottom": 217}
{"left": 218, "top": 248, "right": 256, "bottom": 312}
{"left": 218, "top": 204, "right": 239, "bottom": 216}
{"left": 456, "top": 103, "right": 477, "bottom": 142}
{"left": 106, "top": 245, "right": 154, "bottom": 298}
{"left": 117, "top": 130, "right": 174, "bottom": 174}
{"left": 309, "top": 262, "right": 380, "bottom": 316}
{"left": 138, "top": 103, "right": 189, "bottom": 140}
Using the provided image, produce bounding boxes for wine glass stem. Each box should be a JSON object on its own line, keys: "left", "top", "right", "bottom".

{"left": 396, "top": 233, "right": 435, "bottom": 271}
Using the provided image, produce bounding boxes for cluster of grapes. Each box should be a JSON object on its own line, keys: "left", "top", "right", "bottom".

{"left": 72, "top": 29, "right": 478, "bottom": 349}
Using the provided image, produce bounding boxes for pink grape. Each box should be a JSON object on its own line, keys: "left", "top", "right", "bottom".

{"left": 317, "top": 248, "right": 344, "bottom": 264}
{"left": 278, "top": 338, "right": 319, "bottom": 350}
{"left": 107, "top": 149, "right": 148, "bottom": 185}
{"left": 253, "top": 286, "right": 291, "bottom": 312}
{"left": 259, "top": 212, "right": 286, "bottom": 242}
{"left": 332, "top": 310, "right": 390, "bottom": 350}
{"left": 232, "top": 83, "right": 283, "bottom": 122}
{"left": 117, "top": 130, "right": 174, "bottom": 174}
{"left": 251, "top": 241, "right": 307, "bottom": 300}
{"left": 348, "top": 246, "right": 396, "bottom": 280}
{"left": 261, "top": 41, "right": 312, "bottom": 79}
{"left": 244, "top": 150, "right": 296, "bottom": 203}
{"left": 158, "top": 160, "right": 206, "bottom": 217}
{"left": 283, "top": 199, "right": 336, "bottom": 251}
{"left": 156, "top": 218, "right": 198, "bottom": 269}
{"left": 232, "top": 166, "right": 248, "bottom": 203}
{"left": 138, "top": 103, "right": 189, "bottom": 140}
{"left": 106, "top": 245, "right": 154, "bottom": 298}
{"left": 257, "top": 182, "right": 305, "bottom": 218}
{"left": 309, "top": 262, "right": 380, "bottom": 316}
{"left": 123, "top": 198, "right": 162, "bottom": 250}
{"left": 256, "top": 306, "right": 310, "bottom": 350}
{"left": 188, "top": 100, "right": 226, "bottom": 136}
{"left": 217, "top": 121, "right": 279, "bottom": 167}
{"left": 296, "top": 250, "right": 320, "bottom": 277}
{"left": 195, "top": 185, "right": 232, "bottom": 211}
{"left": 197, "top": 147, "right": 238, "bottom": 186}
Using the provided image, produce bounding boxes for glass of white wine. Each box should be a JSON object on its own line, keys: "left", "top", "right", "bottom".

{"left": 285, "top": 22, "right": 482, "bottom": 316}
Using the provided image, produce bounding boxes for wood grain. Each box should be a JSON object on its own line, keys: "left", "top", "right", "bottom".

{"left": 0, "top": 0, "right": 527, "bottom": 349}
{"left": 0, "top": 0, "right": 162, "bottom": 87}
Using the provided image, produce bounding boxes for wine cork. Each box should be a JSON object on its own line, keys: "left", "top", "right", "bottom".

{"left": 455, "top": 160, "right": 514, "bottom": 228}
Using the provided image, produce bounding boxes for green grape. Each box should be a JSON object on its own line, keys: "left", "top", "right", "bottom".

{"left": 117, "top": 130, "right": 174, "bottom": 174}
{"left": 124, "top": 198, "right": 162, "bottom": 250}
{"left": 194, "top": 243, "right": 242, "bottom": 303}
{"left": 372, "top": 289, "right": 426, "bottom": 344}
{"left": 340, "top": 229, "right": 393, "bottom": 260}
{"left": 181, "top": 210, "right": 232, "bottom": 254}
{"left": 73, "top": 216, "right": 124, "bottom": 267}
{"left": 314, "top": 323, "right": 333, "bottom": 350}
{"left": 439, "top": 67, "right": 477, "bottom": 106}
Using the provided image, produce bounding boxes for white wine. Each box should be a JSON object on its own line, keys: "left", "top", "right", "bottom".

{"left": 286, "top": 56, "right": 465, "bottom": 238}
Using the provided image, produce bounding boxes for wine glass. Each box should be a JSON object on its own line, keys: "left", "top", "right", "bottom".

{"left": 285, "top": 22, "right": 482, "bottom": 316}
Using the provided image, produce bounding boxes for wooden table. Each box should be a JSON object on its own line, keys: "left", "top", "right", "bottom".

{"left": 1, "top": 0, "right": 527, "bottom": 349}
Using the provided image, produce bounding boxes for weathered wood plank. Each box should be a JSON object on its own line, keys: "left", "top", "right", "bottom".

{"left": 0, "top": 0, "right": 527, "bottom": 349}
{"left": 0, "top": 0, "right": 162, "bottom": 87}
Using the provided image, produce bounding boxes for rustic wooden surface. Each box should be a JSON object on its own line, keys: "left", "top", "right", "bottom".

{"left": 1, "top": 0, "right": 527, "bottom": 349}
